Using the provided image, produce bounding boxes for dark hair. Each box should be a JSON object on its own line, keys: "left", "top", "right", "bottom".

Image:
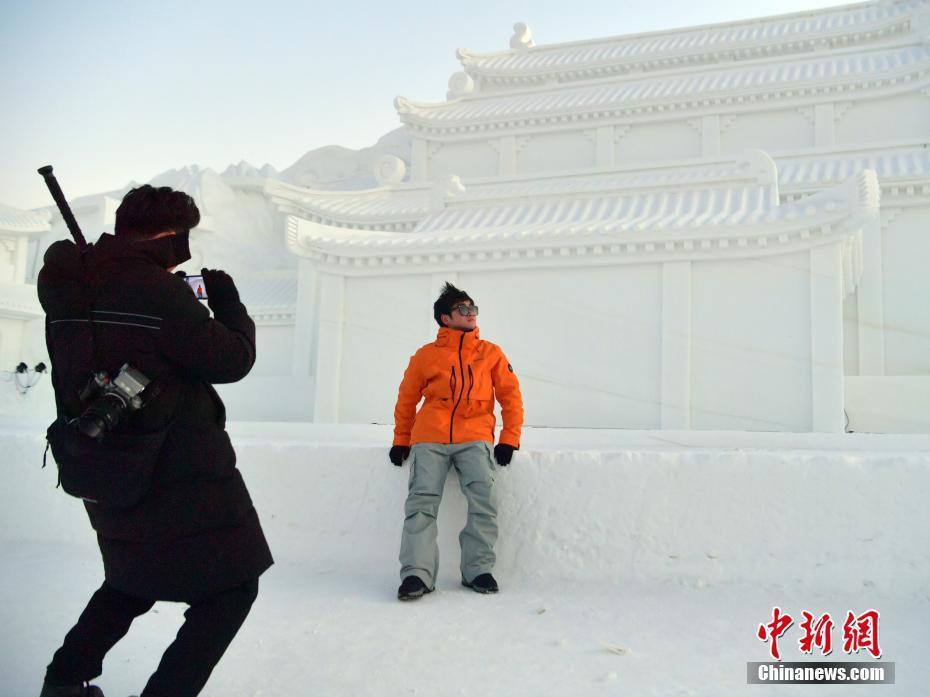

{"left": 114, "top": 184, "right": 200, "bottom": 238}
{"left": 433, "top": 282, "right": 473, "bottom": 327}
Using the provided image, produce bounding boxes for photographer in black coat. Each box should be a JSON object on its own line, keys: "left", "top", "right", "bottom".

{"left": 37, "top": 185, "right": 273, "bottom": 697}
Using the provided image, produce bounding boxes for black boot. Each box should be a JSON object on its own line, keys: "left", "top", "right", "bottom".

{"left": 462, "top": 573, "right": 499, "bottom": 594}
{"left": 39, "top": 682, "right": 105, "bottom": 697}
{"left": 397, "top": 575, "right": 433, "bottom": 601}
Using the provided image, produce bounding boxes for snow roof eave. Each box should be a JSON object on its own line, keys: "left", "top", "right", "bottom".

{"left": 261, "top": 151, "right": 781, "bottom": 234}
{"left": 776, "top": 139, "right": 930, "bottom": 193}
{"left": 285, "top": 171, "right": 878, "bottom": 280}
{"left": 397, "top": 44, "right": 930, "bottom": 134}
{"left": 267, "top": 144, "right": 925, "bottom": 231}
{"left": 455, "top": 0, "right": 924, "bottom": 86}
{"left": 262, "top": 179, "right": 430, "bottom": 232}
{"left": 0, "top": 204, "right": 52, "bottom": 236}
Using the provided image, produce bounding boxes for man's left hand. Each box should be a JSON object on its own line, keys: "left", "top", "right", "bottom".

{"left": 201, "top": 267, "right": 240, "bottom": 310}
{"left": 494, "top": 443, "right": 516, "bottom": 466}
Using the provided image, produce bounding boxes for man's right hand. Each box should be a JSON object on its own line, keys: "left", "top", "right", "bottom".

{"left": 389, "top": 445, "right": 410, "bottom": 466}
{"left": 201, "top": 268, "right": 241, "bottom": 310}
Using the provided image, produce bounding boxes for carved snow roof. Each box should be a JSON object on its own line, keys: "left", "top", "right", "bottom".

{"left": 264, "top": 152, "right": 776, "bottom": 229}
{"left": 0, "top": 204, "right": 51, "bottom": 235}
{"left": 264, "top": 145, "right": 928, "bottom": 228}
{"left": 418, "top": 185, "right": 778, "bottom": 235}
{"left": 778, "top": 142, "right": 930, "bottom": 190}
{"left": 453, "top": 154, "right": 777, "bottom": 204}
{"left": 457, "top": 0, "right": 927, "bottom": 89}
{"left": 285, "top": 171, "right": 879, "bottom": 282}
{"left": 398, "top": 44, "right": 930, "bottom": 135}
{"left": 260, "top": 179, "right": 428, "bottom": 231}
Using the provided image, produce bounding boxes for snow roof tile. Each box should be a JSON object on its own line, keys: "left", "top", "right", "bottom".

{"left": 0, "top": 204, "right": 52, "bottom": 235}
{"left": 459, "top": 0, "right": 921, "bottom": 86}
{"left": 404, "top": 45, "right": 930, "bottom": 129}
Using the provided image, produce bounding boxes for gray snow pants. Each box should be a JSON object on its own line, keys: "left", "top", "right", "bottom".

{"left": 399, "top": 441, "right": 498, "bottom": 588}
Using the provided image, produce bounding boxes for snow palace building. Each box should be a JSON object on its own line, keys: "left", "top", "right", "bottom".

{"left": 260, "top": 0, "right": 930, "bottom": 433}
{"left": 0, "top": 204, "right": 52, "bottom": 415}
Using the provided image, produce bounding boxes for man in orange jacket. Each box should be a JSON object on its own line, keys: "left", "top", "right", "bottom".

{"left": 391, "top": 282, "right": 523, "bottom": 600}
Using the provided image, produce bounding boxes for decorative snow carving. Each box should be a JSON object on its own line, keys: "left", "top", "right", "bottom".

{"left": 448, "top": 72, "right": 476, "bottom": 100}
{"left": 430, "top": 175, "right": 466, "bottom": 211}
{"left": 510, "top": 23, "right": 535, "bottom": 50}
{"left": 393, "top": 96, "right": 412, "bottom": 115}
{"left": 374, "top": 156, "right": 407, "bottom": 185}
{"left": 739, "top": 150, "right": 780, "bottom": 188}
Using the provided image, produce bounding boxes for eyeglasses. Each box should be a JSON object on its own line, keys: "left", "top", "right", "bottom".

{"left": 451, "top": 303, "right": 479, "bottom": 316}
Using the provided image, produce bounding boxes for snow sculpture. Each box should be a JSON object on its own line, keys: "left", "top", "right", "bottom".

{"left": 275, "top": 0, "right": 930, "bottom": 433}
{"left": 374, "top": 155, "right": 407, "bottom": 186}
{"left": 510, "top": 22, "right": 534, "bottom": 50}
{"left": 0, "top": 205, "right": 52, "bottom": 416}
{"left": 447, "top": 72, "right": 475, "bottom": 100}
{"left": 430, "top": 175, "right": 466, "bottom": 211}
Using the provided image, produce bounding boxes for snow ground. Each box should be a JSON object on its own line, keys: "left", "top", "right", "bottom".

{"left": 2, "top": 422, "right": 929, "bottom": 696}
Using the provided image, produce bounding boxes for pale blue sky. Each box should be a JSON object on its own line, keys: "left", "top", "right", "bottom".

{"left": 2, "top": 0, "right": 854, "bottom": 209}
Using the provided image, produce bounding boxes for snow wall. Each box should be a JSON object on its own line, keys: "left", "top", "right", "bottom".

{"left": 3, "top": 422, "right": 929, "bottom": 596}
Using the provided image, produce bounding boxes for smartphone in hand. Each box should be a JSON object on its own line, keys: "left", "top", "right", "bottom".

{"left": 185, "top": 274, "right": 208, "bottom": 301}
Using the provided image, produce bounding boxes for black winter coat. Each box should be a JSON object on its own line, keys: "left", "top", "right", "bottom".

{"left": 37, "top": 233, "right": 273, "bottom": 602}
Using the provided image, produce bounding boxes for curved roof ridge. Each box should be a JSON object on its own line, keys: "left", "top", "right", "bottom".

{"left": 398, "top": 43, "right": 930, "bottom": 129}
{"left": 457, "top": 0, "right": 917, "bottom": 70}
{"left": 284, "top": 171, "right": 877, "bottom": 277}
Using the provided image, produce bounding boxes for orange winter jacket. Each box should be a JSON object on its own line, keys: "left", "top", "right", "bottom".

{"left": 393, "top": 326, "right": 523, "bottom": 448}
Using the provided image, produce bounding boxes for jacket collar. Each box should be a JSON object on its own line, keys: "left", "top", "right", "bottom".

{"left": 92, "top": 232, "right": 181, "bottom": 269}
{"left": 436, "top": 326, "right": 481, "bottom": 349}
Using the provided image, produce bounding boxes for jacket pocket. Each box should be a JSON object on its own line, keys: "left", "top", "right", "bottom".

{"left": 464, "top": 365, "right": 493, "bottom": 417}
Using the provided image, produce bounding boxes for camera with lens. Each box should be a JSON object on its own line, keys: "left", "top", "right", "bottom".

{"left": 78, "top": 364, "right": 150, "bottom": 440}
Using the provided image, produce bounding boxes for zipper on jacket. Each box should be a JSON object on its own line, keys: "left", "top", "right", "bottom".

{"left": 467, "top": 365, "right": 474, "bottom": 403}
{"left": 448, "top": 333, "right": 466, "bottom": 443}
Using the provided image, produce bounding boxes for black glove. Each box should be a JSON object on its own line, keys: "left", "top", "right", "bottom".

{"left": 201, "top": 268, "right": 240, "bottom": 309}
{"left": 494, "top": 443, "right": 516, "bottom": 466}
{"left": 389, "top": 445, "right": 410, "bottom": 467}
{"left": 174, "top": 270, "right": 187, "bottom": 279}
